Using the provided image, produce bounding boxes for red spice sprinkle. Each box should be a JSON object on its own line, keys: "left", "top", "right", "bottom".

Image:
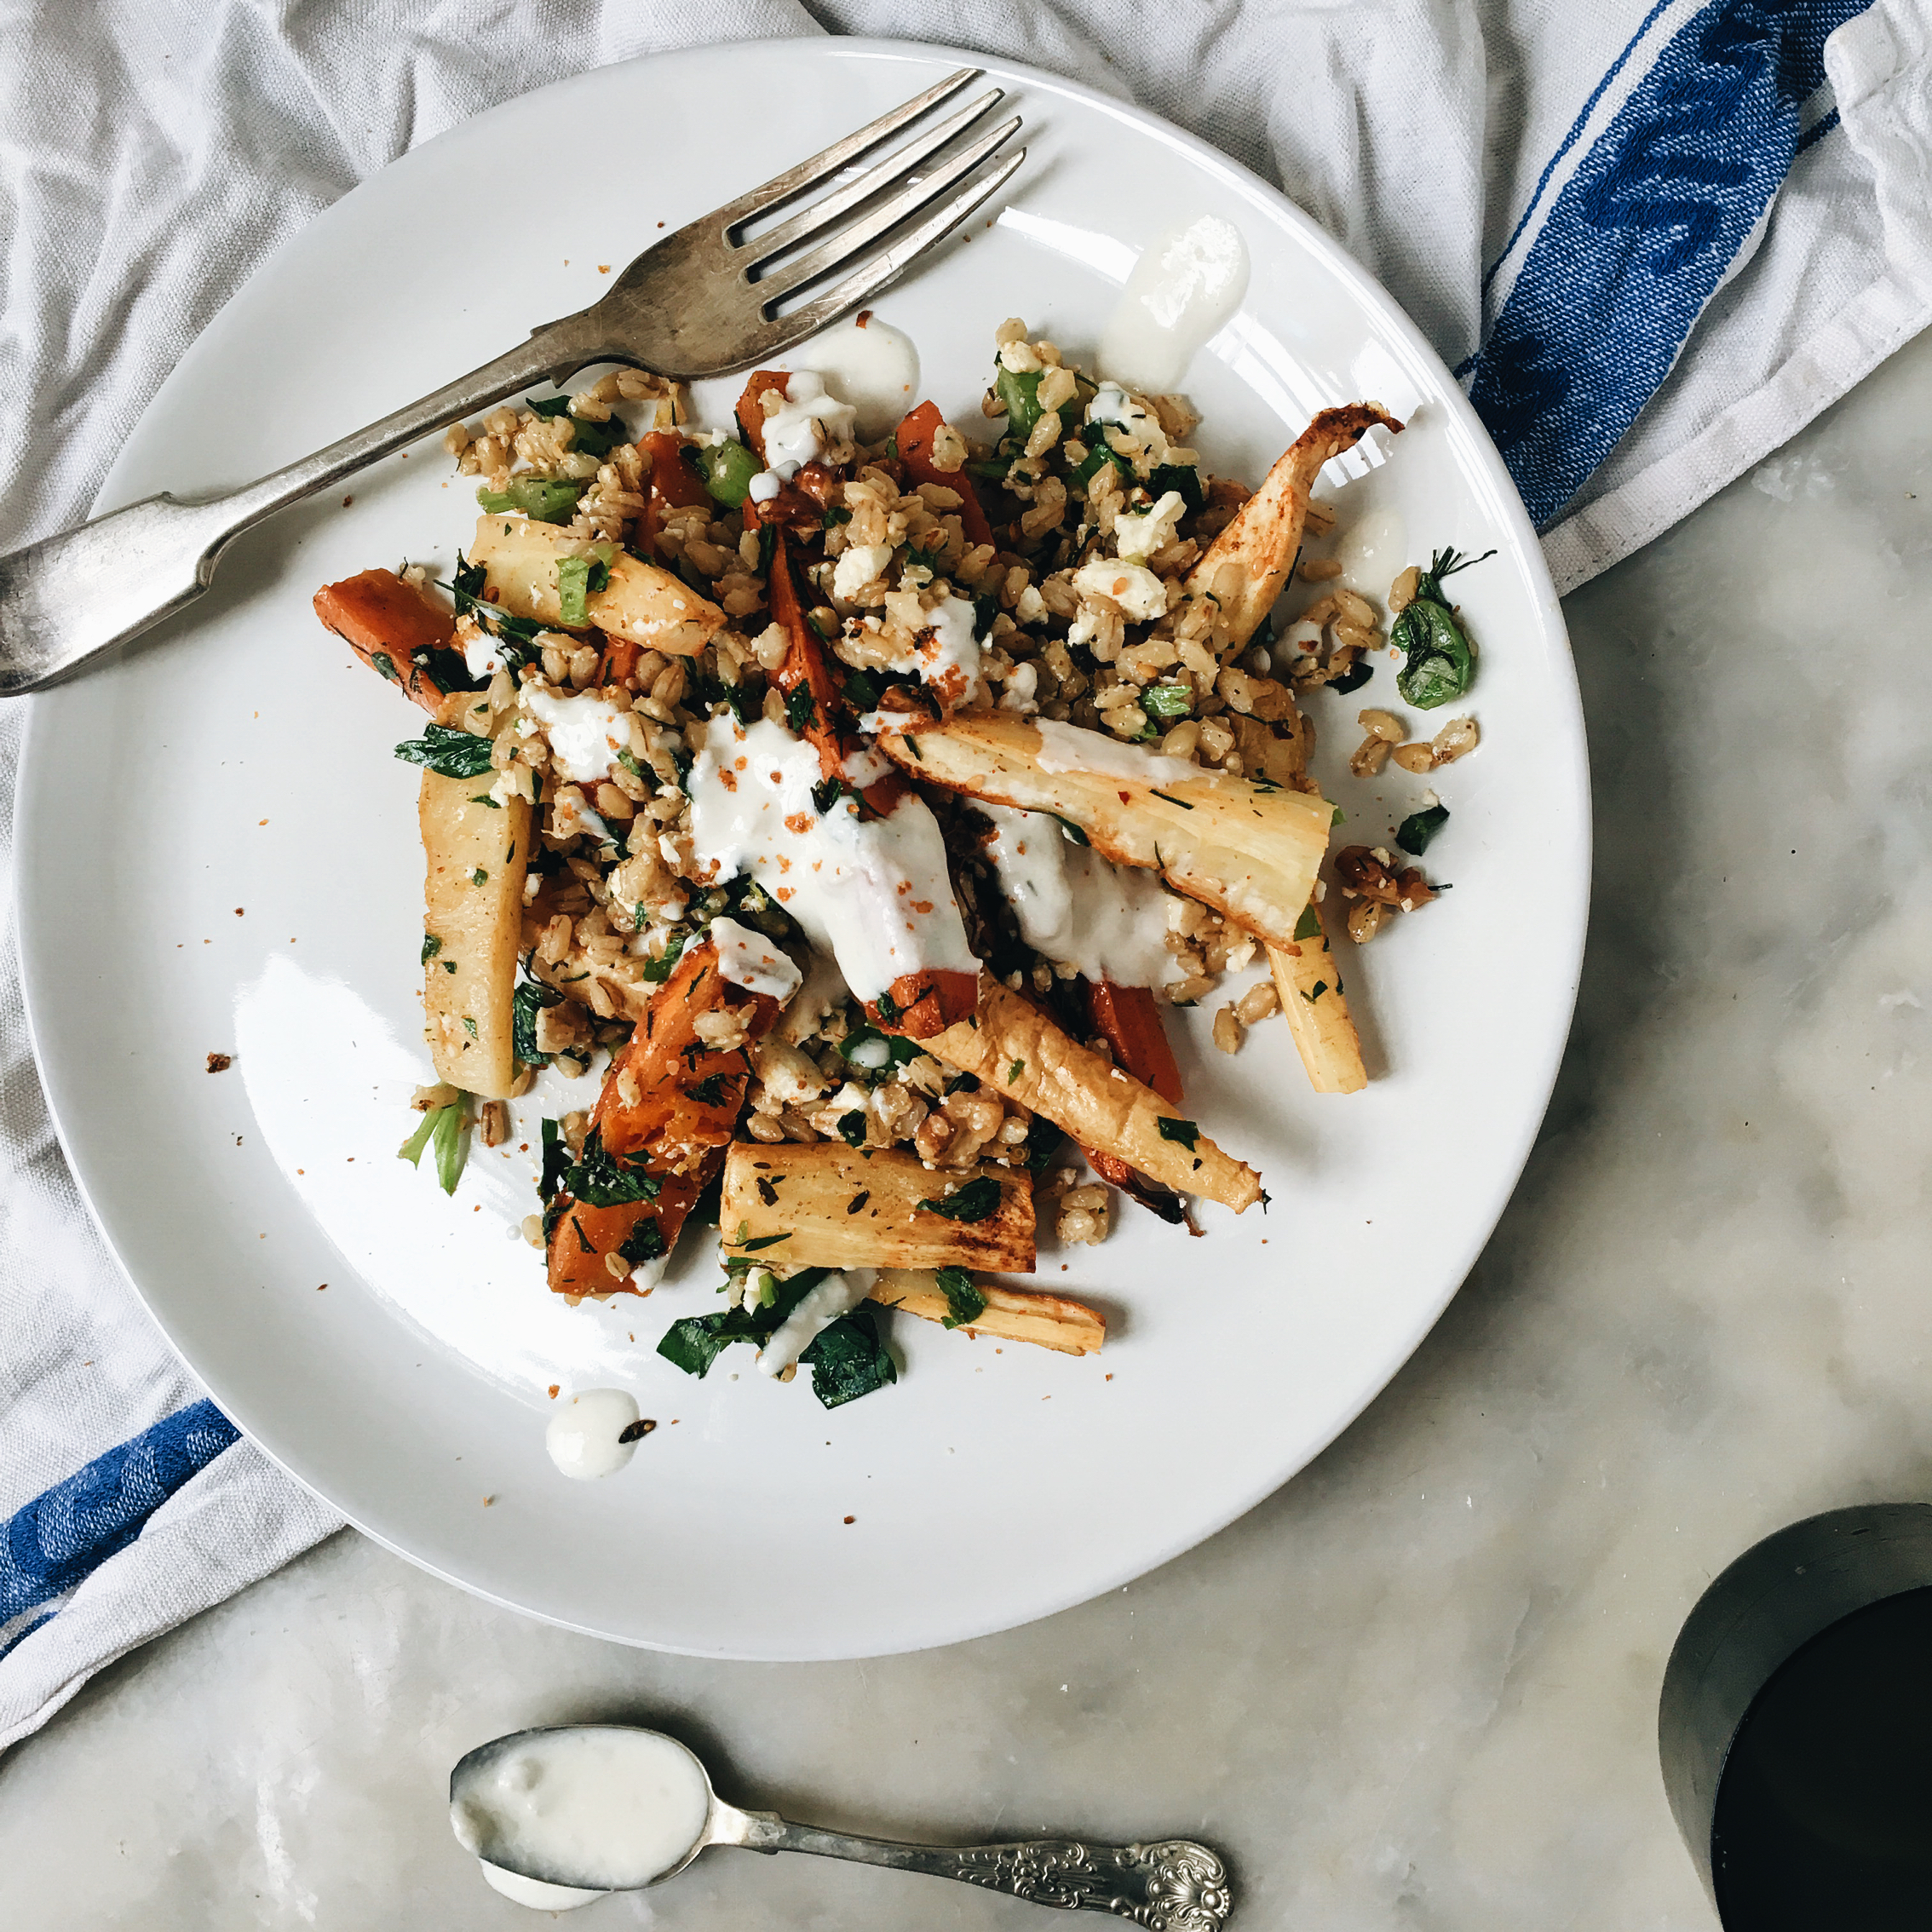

{"left": 547, "top": 1383, "right": 560, "bottom": 1399}
{"left": 842, "top": 1515, "right": 855, "bottom": 1525}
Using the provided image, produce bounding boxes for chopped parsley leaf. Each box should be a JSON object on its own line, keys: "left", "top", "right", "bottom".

{"left": 934, "top": 1266, "right": 986, "bottom": 1330}
{"left": 916, "top": 1176, "right": 1001, "bottom": 1222}
{"left": 394, "top": 724, "right": 494, "bottom": 779}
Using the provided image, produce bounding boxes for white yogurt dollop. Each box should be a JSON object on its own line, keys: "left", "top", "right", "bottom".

{"left": 1099, "top": 215, "right": 1251, "bottom": 394}
{"left": 759, "top": 369, "right": 859, "bottom": 470}
{"left": 801, "top": 313, "right": 920, "bottom": 442}
{"left": 544, "top": 1389, "right": 643, "bottom": 1481}
{"left": 452, "top": 1728, "right": 714, "bottom": 1895}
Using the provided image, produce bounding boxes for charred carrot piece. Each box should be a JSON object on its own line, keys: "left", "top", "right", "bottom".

{"left": 867, "top": 968, "right": 980, "bottom": 1042}
{"left": 313, "top": 568, "right": 463, "bottom": 712}
{"left": 543, "top": 940, "right": 784, "bottom": 1297}
{"left": 637, "top": 430, "right": 712, "bottom": 557}
{"left": 735, "top": 370, "right": 791, "bottom": 457}
{"left": 896, "top": 401, "right": 994, "bottom": 548}
{"left": 1081, "top": 980, "right": 1192, "bottom": 1224}
{"left": 1086, "top": 980, "right": 1183, "bottom": 1107}
{"left": 765, "top": 526, "right": 848, "bottom": 784}
{"left": 546, "top": 1164, "right": 716, "bottom": 1301}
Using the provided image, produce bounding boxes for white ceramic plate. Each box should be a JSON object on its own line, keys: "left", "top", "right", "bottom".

{"left": 17, "top": 40, "right": 1587, "bottom": 1659}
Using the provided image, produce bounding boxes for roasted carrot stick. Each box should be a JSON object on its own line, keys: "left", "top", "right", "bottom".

{"left": 870, "top": 968, "right": 980, "bottom": 1040}
{"left": 636, "top": 430, "right": 711, "bottom": 557}
{"left": 896, "top": 401, "right": 994, "bottom": 548}
{"left": 1078, "top": 980, "right": 1192, "bottom": 1222}
{"left": 313, "top": 568, "right": 464, "bottom": 712}
{"left": 544, "top": 939, "right": 785, "bottom": 1297}
{"left": 1086, "top": 980, "right": 1183, "bottom": 1107}
{"left": 763, "top": 527, "right": 848, "bottom": 785}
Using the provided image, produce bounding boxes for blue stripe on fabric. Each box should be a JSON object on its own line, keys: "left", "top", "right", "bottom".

{"left": 0, "top": 1608, "right": 59, "bottom": 1664}
{"left": 1796, "top": 102, "right": 1841, "bottom": 150}
{"left": 1481, "top": 0, "right": 1683, "bottom": 296}
{"left": 0, "top": 1398, "right": 239, "bottom": 1624}
{"left": 1469, "top": 0, "right": 1871, "bottom": 530}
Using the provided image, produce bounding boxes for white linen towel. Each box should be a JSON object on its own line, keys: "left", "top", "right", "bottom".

{"left": 3, "top": 0, "right": 1929, "bottom": 1752}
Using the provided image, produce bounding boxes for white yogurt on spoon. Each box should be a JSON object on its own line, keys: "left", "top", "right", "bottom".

{"left": 451, "top": 1727, "right": 715, "bottom": 1900}
{"left": 1099, "top": 215, "right": 1251, "bottom": 394}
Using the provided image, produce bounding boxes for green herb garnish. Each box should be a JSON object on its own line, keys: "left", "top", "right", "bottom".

{"left": 538, "top": 1118, "right": 572, "bottom": 1199}
{"left": 394, "top": 724, "right": 494, "bottom": 779}
{"left": 1391, "top": 547, "right": 1494, "bottom": 709}
{"left": 631, "top": 929, "right": 685, "bottom": 984}
{"left": 1394, "top": 802, "right": 1450, "bottom": 855}
{"left": 422, "top": 934, "right": 443, "bottom": 964}
{"left": 916, "top": 1176, "right": 1001, "bottom": 1222}
{"left": 799, "top": 1309, "right": 897, "bottom": 1407}
{"left": 1293, "top": 904, "right": 1324, "bottom": 943}
{"left": 694, "top": 439, "right": 762, "bottom": 508}
{"left": 1156, "top": 1117, "right": 1199, "bottom": 1150}
{"left": 618, "top": 1218, "right": 667, "bottom": 1268}
{"left": 400, "top": 1097, "right": 468, "bottom": 1196}
{"left": 562, "top": 1129, "right": 663, "bottom": 1208}
{"left": 555, "top": 549, "right": 612, "bottom": 626}
{"left": 784, "top": 684, "right": 818, "bottom": 734}
{"left": 512, "top": 977, "right": 563, "bottom": 1067}
{"left": 995, "top": 364, "right": 1045, "bottom": 440}
{"left": 934, "top": 1267, "right": 987, "bottom": 1330}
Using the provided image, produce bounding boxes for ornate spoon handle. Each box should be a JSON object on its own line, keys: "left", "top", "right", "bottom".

{"left": 737, "top": 1814, "right": 1233, "bottom": 1926}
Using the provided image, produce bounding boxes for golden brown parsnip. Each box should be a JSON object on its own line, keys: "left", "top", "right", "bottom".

{"left": 720, "top": 1143, "right": 1037, "bottom": 1274}
{"left": 468, "top": 514, "right": 724, "bottom": 656}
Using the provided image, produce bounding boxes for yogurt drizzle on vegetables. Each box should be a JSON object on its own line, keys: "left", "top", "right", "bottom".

{"left": 685, "top": 716, "right": 978, "bottom": 1002}
{"left": 979, "top": 805, "right": 1181, "bottom": 991}
{"left": 757, "top": 1268, "right": 877, "bottom": 1379}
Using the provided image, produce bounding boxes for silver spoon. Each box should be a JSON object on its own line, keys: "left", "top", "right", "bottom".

{"left": 449, "top": 1722, "right": 1233, "bottom": 1926}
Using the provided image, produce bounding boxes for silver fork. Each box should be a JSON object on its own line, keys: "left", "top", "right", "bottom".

{"left": 0, "top": 69, "right": 1023, "bottom": 697}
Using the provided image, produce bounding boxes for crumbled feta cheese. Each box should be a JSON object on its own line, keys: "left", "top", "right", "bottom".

{"left": 831, "top": 543, "right": 894, "bottom": 601}
{"left": 1071, "top": 557, "right": 1170, "bottom": 622}
{"left": 463, "top": 630, "right": 504, "bottom": 679}
{"left": 1111, "top": 489, "right": 1187, "bottom": 561}
{"left": 709, "top": 916, "right": 802, "bottom": 1003}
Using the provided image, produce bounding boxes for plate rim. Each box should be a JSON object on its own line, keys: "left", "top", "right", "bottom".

{"left": 15, "top": 33, "right": 1591, "bottom": 1658}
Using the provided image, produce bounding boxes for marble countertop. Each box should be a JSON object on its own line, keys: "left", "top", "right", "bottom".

{"left": 4, "top": 330, "right": 1929, "bottom": 1932}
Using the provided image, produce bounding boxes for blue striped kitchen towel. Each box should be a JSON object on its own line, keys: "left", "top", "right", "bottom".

{"left": 3, "top": 0, "right": 1929, "bottom": 1753}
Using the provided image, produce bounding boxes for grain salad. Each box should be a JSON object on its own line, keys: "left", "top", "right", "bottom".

{"left": 313, "top": 319, "right": 1489, "bottom": 1410}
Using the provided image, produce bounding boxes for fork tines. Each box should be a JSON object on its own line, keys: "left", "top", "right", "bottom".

{"left": 718, "top": 68, "right": 1025, "bottom": 320}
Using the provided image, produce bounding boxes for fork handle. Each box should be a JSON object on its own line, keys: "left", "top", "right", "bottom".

{"left": 0, "top": 311, "right": 607, "bottom": 697}
{"left": 739, "top": 1816, "right": 1233, "bottom": 1926}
